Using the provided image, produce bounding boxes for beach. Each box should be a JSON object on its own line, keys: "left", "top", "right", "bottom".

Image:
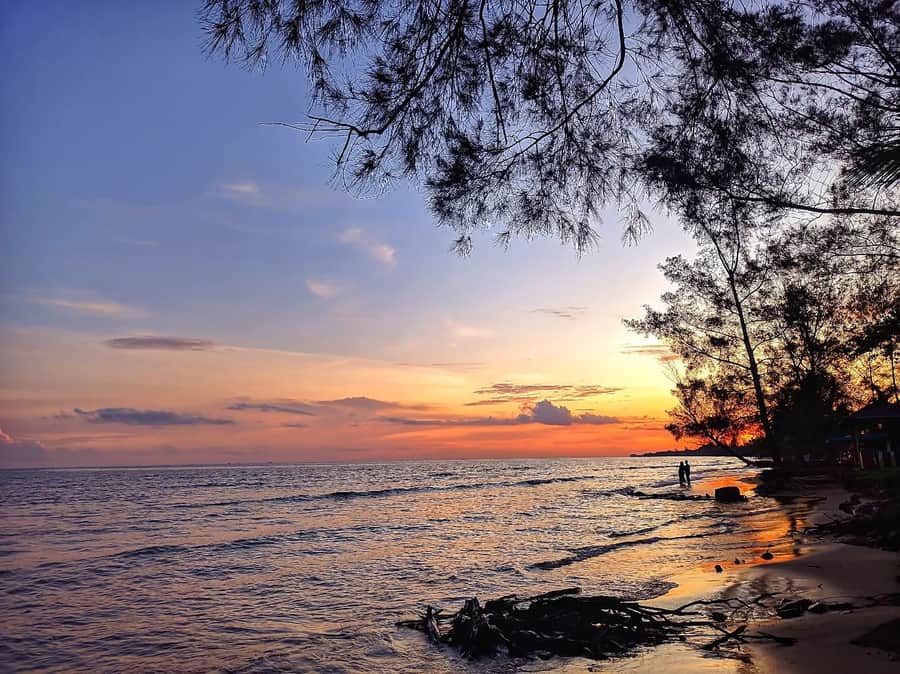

{"left": 639, "top": 477, "right": 900, "bottom": 674}
{"left": 740, "top": 543, "right": 900, "bottom": 673}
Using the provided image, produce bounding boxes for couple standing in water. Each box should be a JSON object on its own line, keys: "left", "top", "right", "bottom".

{"left": 678, "top": 460, "right": 691, "bottom": 487}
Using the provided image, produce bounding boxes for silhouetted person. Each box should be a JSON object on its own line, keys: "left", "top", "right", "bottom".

{"left": 684, "top": 461, "right": 691, "bottom": 486}
{"left": 678, "top": 461, "right": 685, "bottom": 486}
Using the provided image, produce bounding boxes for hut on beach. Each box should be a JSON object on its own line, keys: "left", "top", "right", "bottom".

{"left": 847, "top": 401, "right": 900, "bottom": 469}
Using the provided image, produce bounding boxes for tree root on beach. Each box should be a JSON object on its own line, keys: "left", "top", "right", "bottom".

{"left": 397, "top": 587, "right": 798, "bottom": 661}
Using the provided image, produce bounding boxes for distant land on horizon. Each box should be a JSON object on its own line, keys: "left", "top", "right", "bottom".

{"left": 632, "top": 444, "right": 765, "bottom": 458}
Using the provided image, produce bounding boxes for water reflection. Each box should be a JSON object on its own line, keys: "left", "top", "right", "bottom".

{"left": 1, "top": 458, "right": 810, "bottom": 672}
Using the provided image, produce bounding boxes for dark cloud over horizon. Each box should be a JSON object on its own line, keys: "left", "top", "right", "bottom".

{"left": 74, "top": 408, "right": 235, "bottom": 426}
{"left": 315, "top": 396, "right": 429, "bottom": 411}
{"left": 227, "top": 400, "right": 316, "bottom": 416}
{"left": 378, "top": 399, "right": 620, "bottom": 428}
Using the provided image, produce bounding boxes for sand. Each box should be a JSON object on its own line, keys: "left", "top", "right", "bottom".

{"left": 740, "top": 543, "right": 900, "bottom": 673}
{"left": 644, "top": 479, "right": 900, "bottom": 673}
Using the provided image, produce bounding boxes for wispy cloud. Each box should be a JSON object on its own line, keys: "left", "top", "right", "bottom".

{"left": 29, "top": 297, "right": 145, "bottom": 318}
{"left": 447, "top": 319, "right": 493, "bottom": 339}
{"left": 228, "top": 396, "right": 425, "bottom": 417}
{"left": 281, "top": 422, "right": 309, "bottom": 429}
{"left": 467, "top": 382, "right": 623, "bottom": 406}
{"left": 105, "top": 335, "right": 217, "bottom": 351}
{"left": 216, "top": 181, "right": 340, "bottom": 212}
{"left": 306, "top": 279, "right": 340, "bottom": 299}
{"left": 218, "top": 182, "right": 262, "bottom": 204}
{"left": 316, "top": 396, "right": 429, "bottom": 411}
{"left": 378, "top": 399, "right": 620, "bottom": 427}
{"left": 621, "top": 344, "right": 679, "bottom": 363}
{"left": 74, "top": 408, "right": 235, "bottom": 426}
{"left": 530, "top": 306, "right": 588, "bottom": 320}
{"left": 339, "top": 227, "right": 396, "bottom": 267}
{"left": 227, "top": 400, "right": 316, "bottom": 416}
{"left": 394, "top": 361, "right": 487, "bottom": 372}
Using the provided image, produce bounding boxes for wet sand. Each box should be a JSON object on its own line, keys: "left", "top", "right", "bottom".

{"left": 638, "top": 477, "right": 900, "bottom": 673}
{"left": 740, "top": 543, "right": 900, "bottom": 673}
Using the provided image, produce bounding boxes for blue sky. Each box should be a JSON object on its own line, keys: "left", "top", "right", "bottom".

{"left": 0, "top": 1, "right": 697, "bottom": 466}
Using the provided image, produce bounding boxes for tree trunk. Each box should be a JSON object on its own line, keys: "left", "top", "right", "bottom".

{"left": 727, "top": 272, "right": 780, "bottom": 464}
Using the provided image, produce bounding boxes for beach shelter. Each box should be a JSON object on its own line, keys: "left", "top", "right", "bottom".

{"left": 847, "top": 401, "right": 900, "bottom": 469}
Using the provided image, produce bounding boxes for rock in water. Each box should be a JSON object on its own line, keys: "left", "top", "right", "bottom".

{"left": 714, "top": 486, "right": 744, "bottom": 502}
{"left": 714, "top": 564, "right": 723, "bottom": 573}
{"left": 761, "top": 550, "right": 774, "bottom": 560}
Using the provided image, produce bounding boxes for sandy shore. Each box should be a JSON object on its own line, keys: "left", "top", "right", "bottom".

{"left": 632, "top": 478, "right": 900, "bottom": 673}
{"left": 731, "top": 479, "right": 900, "bottom": 673}
{"left": 738, "top": 543, "right": 900, "bottom": 673}
{"left": 699, "top": 478, "right": 900, "bottom": 673}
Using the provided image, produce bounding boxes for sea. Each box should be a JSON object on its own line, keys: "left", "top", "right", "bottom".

{"left": 0, "top": 457, "right": 808, "bottom": 672}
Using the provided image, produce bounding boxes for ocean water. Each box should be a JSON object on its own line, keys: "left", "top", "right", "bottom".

{"left": 0, "top": 458, "right": 802, "bottom": 672}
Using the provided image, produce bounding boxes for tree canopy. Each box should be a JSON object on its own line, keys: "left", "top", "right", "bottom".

{"left": 201, "top": 0, "right": 900, "bottom": 251}
{"left": 628, "top": 212, "right": 899, "bottom": 462}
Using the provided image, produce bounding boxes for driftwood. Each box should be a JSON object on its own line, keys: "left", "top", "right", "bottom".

{"left": 397, "top": 587, "right": 796, "bottom": 660}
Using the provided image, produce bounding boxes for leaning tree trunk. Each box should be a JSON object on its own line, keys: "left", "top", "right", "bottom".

{"left": 727, "top": 273, "right": 780, "bottom": 464}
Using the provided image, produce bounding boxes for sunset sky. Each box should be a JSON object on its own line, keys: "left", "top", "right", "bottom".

{"left": 0, "top": 2, "right": 697, "bottom": 467}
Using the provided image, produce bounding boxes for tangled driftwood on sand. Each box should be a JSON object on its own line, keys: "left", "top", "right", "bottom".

{"left": 397, "top": 587, "right": 798, "bottom": 660}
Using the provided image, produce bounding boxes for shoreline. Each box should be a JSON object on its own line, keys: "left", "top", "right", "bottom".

{"left": 646, "top": 474, "right": 900, "bottom": 673}
{"left": 738, "top": 543, "right": 900, "bottom": 672}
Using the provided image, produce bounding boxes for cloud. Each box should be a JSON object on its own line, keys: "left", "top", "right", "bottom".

{"left": 306, "top": 279, "right": 340, "bottom": 299}
{"left": 339, "top": 227, "right": 396, "bottom": 267}
{"left": 218, "top": 182, "right": 262, "bottom": 204}
{"left": 467, "top": 382, "right": 622, "bottom": 406}
{"left": 394, "top": 361, "right": 487, "bottom": 372}
{"left": 447, "top": 319, "right": 493, "bottom": 339}
{"left": 377, "top": 415, "right": 530, "bottom": 427}
{"left": 528, "top": 400, "right": 619, "bottom": 426}
{"left": 316, "top": 396, "right": 429, "bottom": 411}
{"left": 105, "top": 335, "right": 217, "bottom": 351}
{"left": 29, "top": 297, "right": 145, "bottom": 318}
{"left": 622, "top": 344, "right": 679, "bottom": 363}
{"left": 530, "top": 306, "right": 587, "bottom": 320}
{"left": 228, "top": 396, "right": 426, "bottom": 418}
{"left": 530, "top": 399, "right": 574, "bottom": 425}
{"left": 281, "top": 422, "right": 309, "bottom": 428}
{"left": 227, "top": 400, "right": 316, "bottom": 416}
{"left": 427, "top": 362, "right": 486, "bottom": 370}
{"left": 216, "top": 182, "right": 340, "bottom": 212}
{"left": 0, "top": 427, "right": 49, "bottom": 468}
{"left": 378, "top": 400, "right": 620, "bottom": 428}
{"left": 74, "top": 408, "right": 235, "bottom": 426}
{"left": 577, "top": 412, "right": 622, "bottom": 425}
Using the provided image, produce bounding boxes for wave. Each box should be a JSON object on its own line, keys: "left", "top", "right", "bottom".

{"left": 174, "top": 474, "right": 601, "bottom": 510}
{"left": 531, "top": 526, "right": 730, "bottom": 570}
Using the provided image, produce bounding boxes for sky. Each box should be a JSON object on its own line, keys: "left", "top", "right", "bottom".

{"left": 0, "top": 1, "right": 697, "bottom": 468}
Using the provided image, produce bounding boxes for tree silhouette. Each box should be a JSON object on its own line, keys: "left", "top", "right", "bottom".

{"left": 628, "top": 209, "right": 899, "bottom": 461}
{"left": 201, "top": 0, "right": 899, "bottom": 250}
